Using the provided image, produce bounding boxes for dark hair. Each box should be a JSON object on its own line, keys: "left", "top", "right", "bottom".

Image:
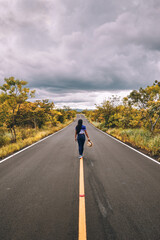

{"left": 76, "top": 119, "right": 83, "bottom": 134}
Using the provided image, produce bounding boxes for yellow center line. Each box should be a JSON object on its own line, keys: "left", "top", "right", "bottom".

{"left": 78, "top": 157, "right": 87, "bottom": 240}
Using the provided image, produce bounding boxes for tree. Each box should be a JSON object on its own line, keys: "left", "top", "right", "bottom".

{"left": 127, "top": 80, "right": 160, "bottom": 132}
{"left": 34, "top": 100, "right": 54, "bottom": 128}
{"left": 0, "top": 77, "right": 35, "bottom": 141}
{"left": 96, "top": 100, "right": 114, "bottom": 127}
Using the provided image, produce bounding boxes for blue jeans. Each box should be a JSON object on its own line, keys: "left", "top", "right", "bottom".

{"left": 77, "top": 134, "right": 85, "bottom": 155}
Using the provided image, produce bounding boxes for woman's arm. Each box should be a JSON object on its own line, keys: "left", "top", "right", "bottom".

{"left": 85, "top": 130, "right": 90, "bottom": 140}
{"left": 75, "top": 130, "right": 77, "bottom": 141}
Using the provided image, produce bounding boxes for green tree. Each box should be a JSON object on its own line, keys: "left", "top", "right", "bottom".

{"left": 34, "top": 100, "right": 54, "bottom": 128}
{"left": 127, "top": 80, "right": 160, "bottom": 132}
{"left": 0, "top": 77, "right": 35, "bottom": 141}
{"left": 96, "top": 100, "right": 114, "bottom": 127}
{"left": 17, "top": 100, "right": 55, "bottom": 129}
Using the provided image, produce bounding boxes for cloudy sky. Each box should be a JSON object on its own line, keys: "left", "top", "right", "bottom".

{"left": 0, "top": 0, "right": 160, "bottom": 108}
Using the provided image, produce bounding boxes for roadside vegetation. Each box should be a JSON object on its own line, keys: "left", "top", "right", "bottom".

{"left": 83, "top": 80, "right": 160, "bottom": 160}
{"left": 0, "top": 77, "right": 76, "bottom": 159}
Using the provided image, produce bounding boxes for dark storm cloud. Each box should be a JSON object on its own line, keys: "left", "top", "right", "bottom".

{"left": 0, "top": 0, "right": 160, "bottom": 107}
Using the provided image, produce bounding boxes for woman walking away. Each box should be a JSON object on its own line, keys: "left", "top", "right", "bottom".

{"left": 75, "top": 119, "right": 90, "bottom": 158}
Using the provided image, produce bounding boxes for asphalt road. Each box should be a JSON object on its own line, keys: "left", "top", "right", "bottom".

{"left": 0, "top": 115, "right": 160, "bottom": 240}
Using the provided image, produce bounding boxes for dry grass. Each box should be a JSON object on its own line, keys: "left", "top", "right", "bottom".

{"left": 107, "top": 128, "right": 160, "bottom": 157}
{"left": 91, "top": 121, "right": 160, "bottom": 159}
{"left": 0, "top": 120, "right": 73, "bottom": 160}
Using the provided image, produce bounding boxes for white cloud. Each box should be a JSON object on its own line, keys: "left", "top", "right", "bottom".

{"left": 32, "top": 88, "right": 131, "bottom": 109}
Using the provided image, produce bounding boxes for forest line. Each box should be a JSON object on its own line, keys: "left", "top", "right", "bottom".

{"left": 0, "top": 77, "right": 76, "bottom": 159}
{"left": 83, "top": 80, "right": 160, "bottom": 160}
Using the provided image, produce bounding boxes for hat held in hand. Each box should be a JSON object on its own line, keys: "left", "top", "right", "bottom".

{"left": 87, "top": 139, "right": 93, "bottom": 147}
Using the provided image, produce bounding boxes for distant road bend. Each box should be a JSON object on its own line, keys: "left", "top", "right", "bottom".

{"left": 0, "top": 115, "right": 160, "bottom": 240}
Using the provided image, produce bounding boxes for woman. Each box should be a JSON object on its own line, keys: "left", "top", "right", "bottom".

{"left": 75, "top": 119, "right": 90, "bottom": 158}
